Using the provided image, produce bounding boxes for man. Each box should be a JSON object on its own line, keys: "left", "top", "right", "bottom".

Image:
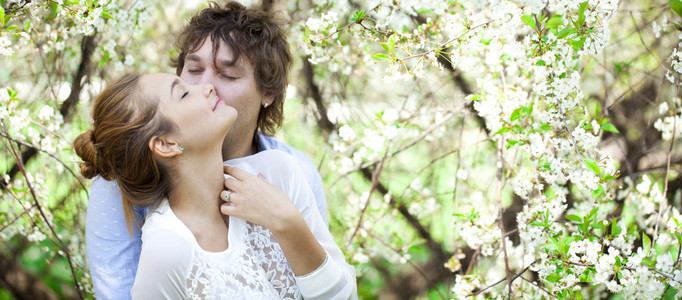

{"left": 85, "top": 2, "right": 328, "bottom": 298}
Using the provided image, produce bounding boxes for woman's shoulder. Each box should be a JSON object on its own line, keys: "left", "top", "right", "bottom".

{"left": 141, "top": 200, "right": 195, "bottom": 245}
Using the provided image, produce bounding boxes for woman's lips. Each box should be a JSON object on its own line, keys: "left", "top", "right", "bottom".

{"left": 213, "top": 97, "right": 223, "bottom": 111}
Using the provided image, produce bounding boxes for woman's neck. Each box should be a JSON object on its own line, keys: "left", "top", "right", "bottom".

{"left": 166, "top": 147, "right": 230, "bottom": 251}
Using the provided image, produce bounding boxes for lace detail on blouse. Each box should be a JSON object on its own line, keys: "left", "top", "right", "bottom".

{"left": 185, "top": 221, "right": 301, "bottom": 300}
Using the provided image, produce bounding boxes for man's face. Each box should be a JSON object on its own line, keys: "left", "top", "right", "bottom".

{"left": 179, "top": 38, "right": 271, "bottom": 159}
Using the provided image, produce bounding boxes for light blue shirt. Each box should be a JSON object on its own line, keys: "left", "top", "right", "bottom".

{"left": 85, "top": 133, "right": 327, "bottom": 300}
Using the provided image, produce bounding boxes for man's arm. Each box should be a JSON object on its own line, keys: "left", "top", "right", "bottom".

{"left": 257, "top": 133, "right": 329, "bottom": 225}
{"left": 86, "top": 177, "right": 142, "bottom": 300}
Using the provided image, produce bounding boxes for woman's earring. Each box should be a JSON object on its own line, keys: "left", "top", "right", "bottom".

{"left": 263, "top": 102, "right": 269, "bottom": 109}
{"left": 179, "top": 146, "right": 184, "bottom": 151}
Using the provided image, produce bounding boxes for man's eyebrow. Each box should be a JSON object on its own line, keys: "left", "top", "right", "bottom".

{"left": 170, "top": 78, "right": 180, "bottom": 96}
{"left": 217, "top": 59, "right": 245, "bottom": 73}
{"left": 186, "top": 54, "right": 202, "bottom": 62}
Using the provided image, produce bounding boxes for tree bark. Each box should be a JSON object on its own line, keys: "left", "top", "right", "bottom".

{"left": 0, "top": 251, "right": 59, "bottom": 300}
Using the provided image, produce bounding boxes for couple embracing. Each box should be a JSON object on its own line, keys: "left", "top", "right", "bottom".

{"left": 75, "top": 2, "right": 357, "bottom": 299}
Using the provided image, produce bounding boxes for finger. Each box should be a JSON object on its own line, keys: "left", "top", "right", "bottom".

{"left": 224, "top": 178, "right": 242, "bottom": 191}
{"left": 257, "top": 174, "right": 267, "bottom": 182}
{"left": 220, "top": 203, "right": 238, "bottom": 216}
{"left": 219, "top": 190, "right": 231, "bottom": 203}
{"left": 224, "top": 165, "right": 256, "bottom": 181}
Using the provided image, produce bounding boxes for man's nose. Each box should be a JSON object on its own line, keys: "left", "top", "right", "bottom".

{"left": 198, "top": 71, "right": 215, "bottom": 85}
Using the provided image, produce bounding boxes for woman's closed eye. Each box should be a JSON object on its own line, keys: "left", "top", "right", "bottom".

{"left": 181, "top": 91, "right": 189, "bottom": 99}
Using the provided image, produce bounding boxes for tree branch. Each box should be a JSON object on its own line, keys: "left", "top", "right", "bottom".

{"left": 1, "top": 34, "right": 96, "bottom": 189}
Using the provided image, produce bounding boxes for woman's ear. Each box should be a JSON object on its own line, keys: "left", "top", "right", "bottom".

{"left": 149, "top": 136, "right": 182, "bottom": 158}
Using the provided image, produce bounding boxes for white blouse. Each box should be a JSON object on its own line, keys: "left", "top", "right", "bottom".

{"left": 130, "top": 150, "right": 357, "bottom": 299}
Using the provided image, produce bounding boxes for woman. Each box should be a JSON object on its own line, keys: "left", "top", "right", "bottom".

{"left": 74, "top": 73, "right": 356, "bottom": 299}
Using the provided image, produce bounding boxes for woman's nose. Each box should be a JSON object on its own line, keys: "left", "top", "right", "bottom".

{"left": 201, "top": 84, "right": 215, "bottom": 97}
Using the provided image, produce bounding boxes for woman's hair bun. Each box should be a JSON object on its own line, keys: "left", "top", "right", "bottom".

{"left": 73, "top": 130, "right": 108, "bottom": 179}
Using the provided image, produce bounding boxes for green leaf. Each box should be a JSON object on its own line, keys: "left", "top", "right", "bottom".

{"left": 592, "top": 221, "right": 606, "bottom": 229}
{"left": 643, "top": 233, "right": 651, "bottom": 254}
{"left": 531, "top": 221, "right": 545, "bottom": 227}
{"left": 388, "top": 35, "right": 396, "bottom": 53}
{"left": 583, "top": 158, "right": 600, "bottom": 175}
{"left": 571, "top": 36, "right": 586, "bottom": 51}
{"left": 578, "top": 1, "right": 588, "bottom": 27}
{"left": 523, "top": 103, "right": 534, "bottom": 115}
{"left": 588, "top": 207, "right": 598, "bottom": 219}
{"left": 574, "top": 290, "right": 584, "bottom": 300}
{"left": 371, "top": 53, "right": 391, "bottom": 60}
{"left": 591, "top": 185, "right": 605, "bottom": 198}
{"left": 593, "top": 102, "right": 601, "bottom": 118}
{"left": 557, "top": 28, "right": 576, "bottom": 39}
{"left": 566, "top": 215, "right": 582, "bottom": 222}
{"left": 380, "top": 43, "right": 391, "bottom": 54}
{"left": 603, "top": 173, "right": 619, "bottom": 181}
{"left": 521, "top": 15, "right": 536, "bottom": 30}
{"left": 24, "top": 20, "right": 30, "bottom": 32}
{"left": 601, "top": 123, "right": 619, "bottom": 133}
{"left": 0, "top": 7, "right": 4, "bottom": 26}
{"left": 611, "top": 219, "right": 621, "bottom": 236}
{"left": 539, "top": 123, "right": 552, "bottom": 131}
{"left": 494, "top": 127, "right": 511, "bottom": 135}
{"left": 5, "top": 25, "right": 17, "bottom": 31}
{"left": 546, "top": 15, "right": 563, "bottom": 29}
{"left": 672, "top": 0, "right": 682, "bottom": 18}
{"left": 510, "top": 108, "right": 522, "bottom": 122}
{"left": 507, "top": 140, "right": 519, "bottom": 149}
{"left": 101, "top": 10, "right": 115, "bottom": 20}
{"left": 350, "top": 10, "right": 365, "bottom": 22}
{"left": 546, "top": 273, "right": 561, "bottom": 283}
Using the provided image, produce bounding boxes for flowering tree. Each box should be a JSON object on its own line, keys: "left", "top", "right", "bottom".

{"left": 296, "top": 0, "right": 682, "bottom": 298}
{"left": 1, "top": 0, "right": 681, "bottom": 298}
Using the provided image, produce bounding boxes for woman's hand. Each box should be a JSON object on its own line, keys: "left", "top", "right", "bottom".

{"left": 219, "top": 165, "right": 304, "bottom": 233}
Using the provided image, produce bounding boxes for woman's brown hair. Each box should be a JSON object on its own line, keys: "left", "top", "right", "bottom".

{"left": 171, "top": 1, "right": 292, "bottom": 136}
{"left": 74, "top": 73, "right": 174, "bottom": 234}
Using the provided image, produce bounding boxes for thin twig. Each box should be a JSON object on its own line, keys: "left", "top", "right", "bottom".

{"left": 346, "top": 138, "right": 392, "bottom": 248}
{"left": 1, "top": 122, "right": 85, "bottom": 300}
{"left": 0, "top": 131, "right": 89, "bottom": 196}
{"left": 467, "top": 259, "right": 538, "bottom": 297}
{"left": 517, "top": 274, "right": 558, "bottom": 299}
{"left": 494, "top": 137, "right": 513, "bottom": 298}
{"left": 398, "top": 20, "right": 494, "bottom": 62}
{"left": 363, "top": 229, "right": 447, "bottom": 299}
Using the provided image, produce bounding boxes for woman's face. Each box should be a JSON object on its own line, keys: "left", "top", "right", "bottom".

{"left": 139, "top": 73, "right": 238, "bottom": 151}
